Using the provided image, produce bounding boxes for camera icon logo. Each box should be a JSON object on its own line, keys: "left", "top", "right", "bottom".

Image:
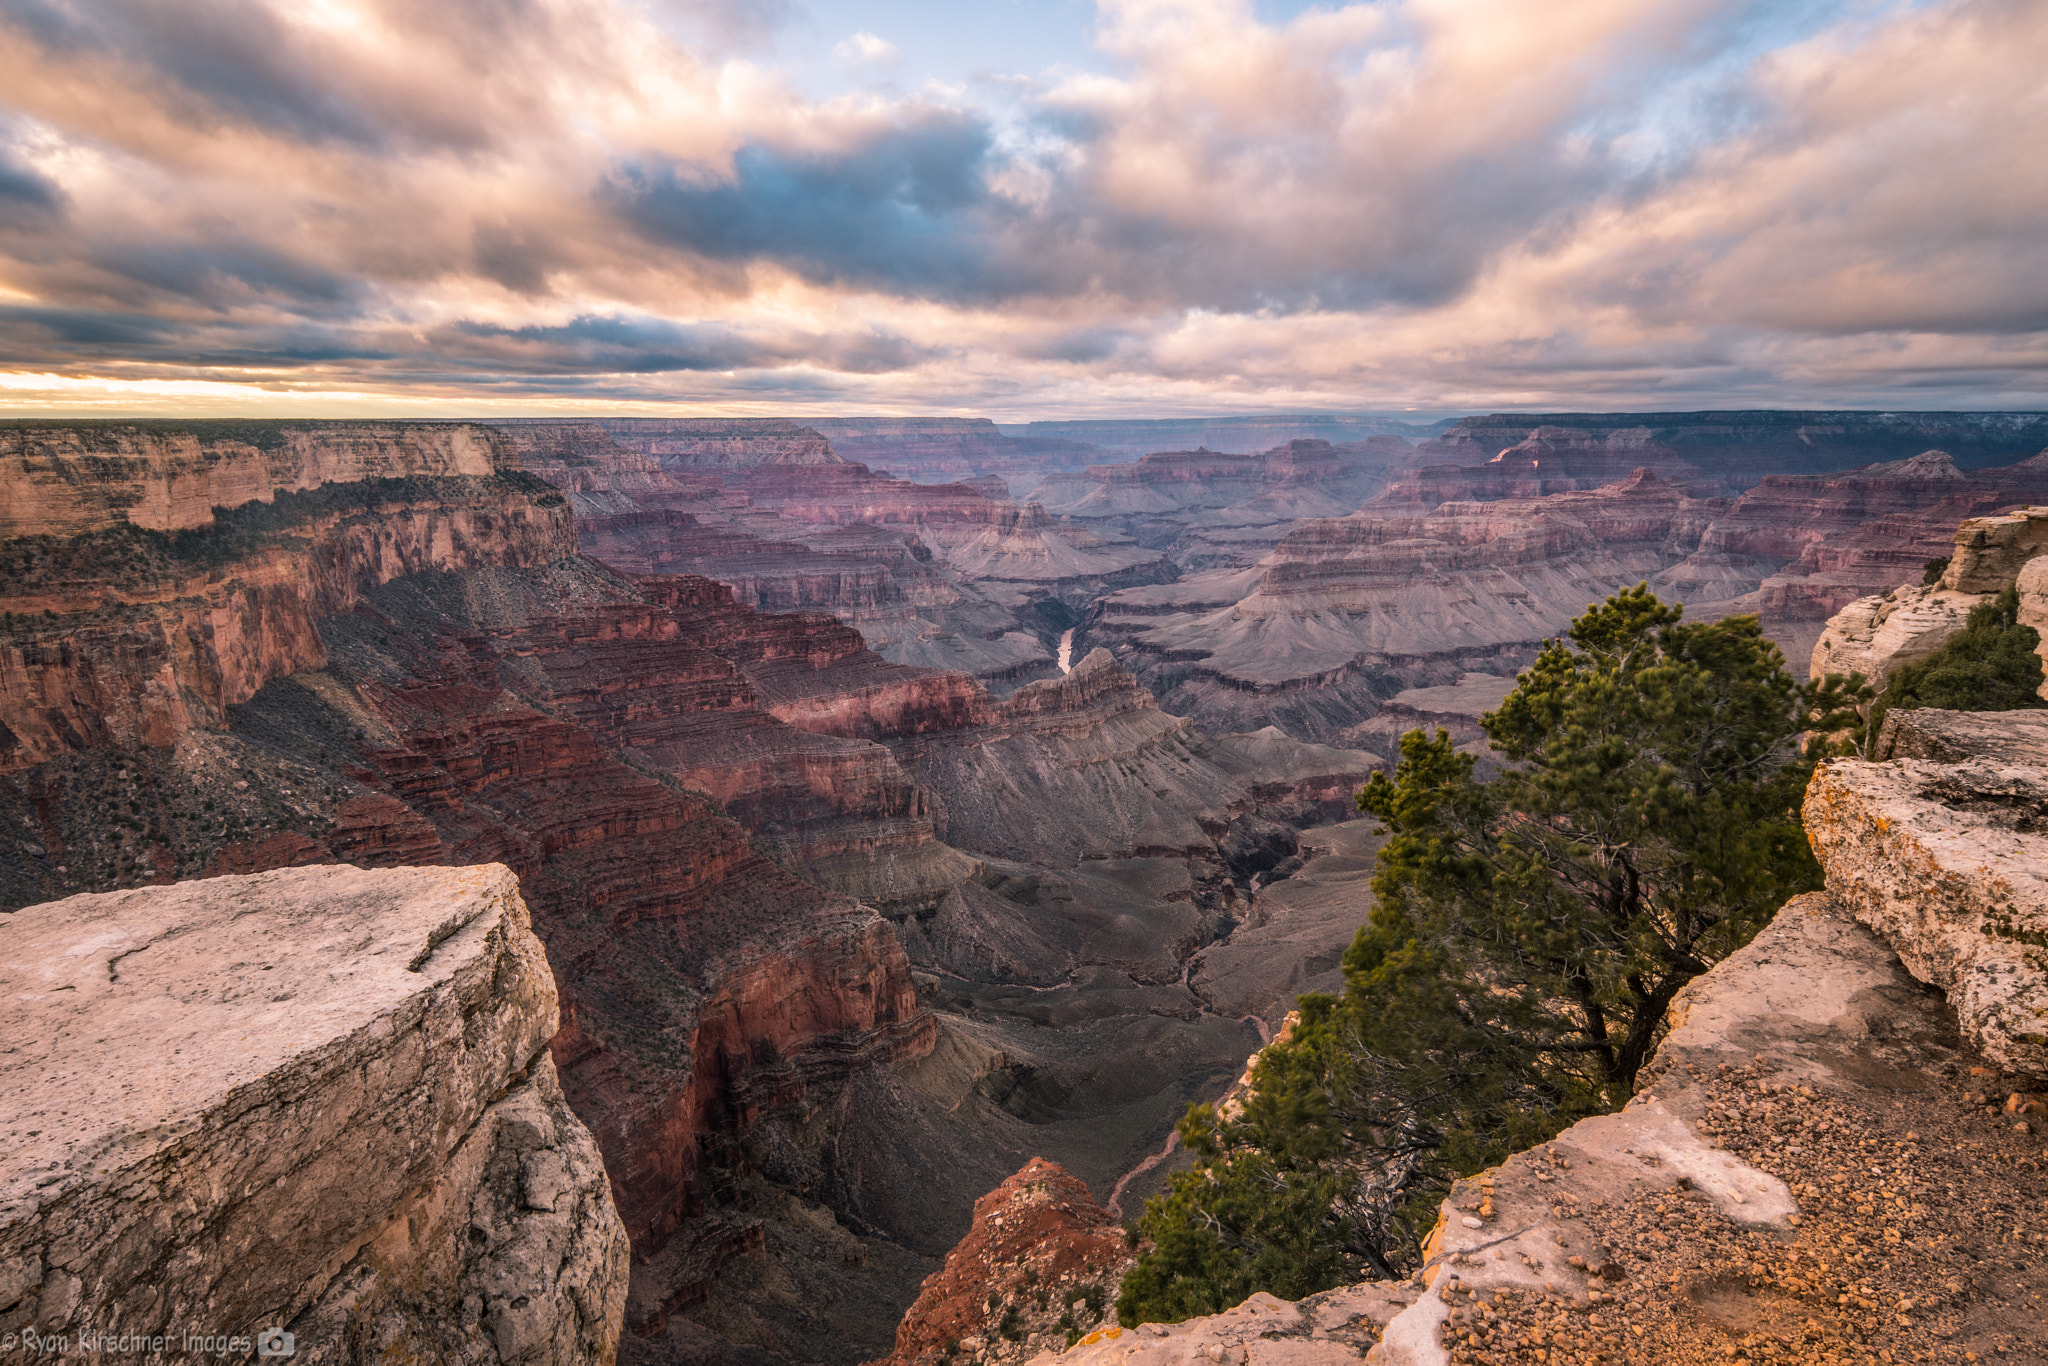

{"left": 256, "top": 1327, "right": 297, "bottom": 1357}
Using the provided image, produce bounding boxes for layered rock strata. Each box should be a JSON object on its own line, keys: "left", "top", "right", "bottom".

{"left": 805, "top": 418, "right": 1104, "bottom": 490}
{"left": 568, "top": 418, "right": 843, "bottom": 468}
{"left": 1001, "top": 416, "right": 1439, "bottom": 461}
{"left": 1421, "top": 411, "right": 2048, "bottom": 492}
{"left": 1089, "top": 470, "right": 1716, "bottom": 740}
{"left": 0, "top": 420, "right": 516, "bottom": 538}
{"left": 0, "top": 863, "right": 629, "bottom": 1366}
{"left": 506, "top": 421, "right": 1162, "bottom": 686}
{"left": 1025, "top": 440, "right": 1412, "bottom": 556}
{"left": 0, "top": 427, "right": 572, "bottom": 772}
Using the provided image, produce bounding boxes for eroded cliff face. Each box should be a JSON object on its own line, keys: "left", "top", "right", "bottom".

{"left": 0, "top": 427, "right": 955, "bottom": 1360}
{"left": 806, "top": 417, "right": 1103, "bottom": 490}
{"left": 0, "top": 864, "right": 630, "bottom": 1366}
{"left": 507, "top": 421, "right": 1167, "bottom": 688}
{"left": 1421, "top": 410, "right": 2048, "bottom": 492}
{"left": 0, "top": 421, "right": 516, "bottom": 538}
{"left": 0, "top": 452, "right": 572, "bottom": 772}
{"left": 1088, "top": 470, "right": 1715, "bottom": 740}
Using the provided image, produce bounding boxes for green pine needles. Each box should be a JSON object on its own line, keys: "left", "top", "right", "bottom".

{"left": 1118, "top": 586, "right": 1865, "bottom": 1325}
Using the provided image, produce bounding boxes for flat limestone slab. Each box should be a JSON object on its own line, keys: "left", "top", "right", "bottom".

{"left": 0, "top": 864, "right": 627, "bottom": 1362}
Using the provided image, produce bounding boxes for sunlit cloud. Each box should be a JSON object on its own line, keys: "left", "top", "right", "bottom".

{"left": 0, "top": 0, "right": 2042, "bottom": 417}
{"left": 832, "top": 30, "right": 900, "bottom": 67}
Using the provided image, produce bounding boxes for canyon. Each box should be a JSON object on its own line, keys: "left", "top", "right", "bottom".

{"left": 0, "top": 420, "right": 1381, "bottom": 1365}
{"left": 7, "top": 412, "right": 2048, "bottom": 1366}
{"left": 1067, "top": 438, "right": 2048, "bottom": 740}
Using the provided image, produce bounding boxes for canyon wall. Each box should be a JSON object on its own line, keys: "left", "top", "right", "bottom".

{"left": 507, "top": 421, "right": 1168, "bottom": 687}
{"left": 1088, "top": 470, "right": 1716, "bottom": 739}
{"left": 805, "top": 417, "right": 1104, "bottom": 489}
{"left": 557, "top": 418, "right": 843, "bottom": 468}
{"left": 0, "top": 863, "right": 629, "bottom": 1365}
{"left": 1000, "top": 415, "right": 1441, "bottom": 459}
{"left": 0, "top": 421, "right": 516, "bottom": 538}
{"left": 1420, "top": 410, "right": 2048, "bottom": 491}
{"left": 0, "top": 435, "right": 572, "bottom": 772}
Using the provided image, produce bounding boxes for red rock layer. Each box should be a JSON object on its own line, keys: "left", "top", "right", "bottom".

{"left": 0, "top": 475, "right": 572, "bottom": 771}
{"left": 869, "top": 1158, "right": 1136, "bottom": 1366}
{"left": 322, "top": 663, "right": 934, "bottom": 1268}
{"left": 0, "top": 420, "right": 516, "bottom": 537}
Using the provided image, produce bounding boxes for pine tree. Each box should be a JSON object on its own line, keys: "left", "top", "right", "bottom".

{"left": 1117, "top": 587, "right": 1862, "bottom": 1324}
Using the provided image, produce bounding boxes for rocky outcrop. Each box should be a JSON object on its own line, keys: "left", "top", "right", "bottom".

{"left": 0, "top": 863, "right": 629, "bottom": 1365}
{"left": 1364, "top": 887, "right": 2042, "bottom": 1365}
{"left": 1808, "top": 504, "right": 2048, "bottom": 688}
{"left": 1029, "top": 1287, "right": 1419, "bottom": 1365}
{"left": 870, "top": 1159, "right": 1135, "bottom": 1366}
{"left": 1804, "top": 714, "right": 2048, "bottom": 1077}
{"left": 0, "top": 421, "right": 518, "bottom": 538}
{"left": 1807, "top": 584, "right": 1982, "bottom": 686}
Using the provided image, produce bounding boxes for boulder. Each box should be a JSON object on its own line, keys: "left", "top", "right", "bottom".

{"left": 0, "top": 864, "right": 628, "bottom": 1365}
{"left": 1807, "top": 584, "right": 1982, "bottom": 686}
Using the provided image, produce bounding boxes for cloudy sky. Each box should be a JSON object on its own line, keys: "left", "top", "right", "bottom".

{"left": 0, "top": 0, "right": 2044, "bottom": 418}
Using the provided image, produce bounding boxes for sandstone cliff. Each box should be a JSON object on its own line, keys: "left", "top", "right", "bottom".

{"left": 0, "top": 863, "right": 629, "bottom": 1366}
{"left": 0, "top": 421, "right": 518, "bottom": 538}
{"left": 0, "top": 425, "right": 573, "bottom": 772}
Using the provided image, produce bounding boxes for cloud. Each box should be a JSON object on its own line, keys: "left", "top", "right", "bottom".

{"left": 832, "top": 30, "right": 899, "bottom": 67}
{"left": 0, "top": 0, "right": 2041, "bottom": 416}
{"left": 607, "top": 107, "right": 1011, "bottom": 296}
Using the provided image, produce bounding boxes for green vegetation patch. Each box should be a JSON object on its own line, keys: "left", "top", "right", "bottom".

{"left": 1868, "top": 586, "right": 2046, "bottom": 740}
{"left": 1119, "top": 586, "right": 1865, "bottom": 1324}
